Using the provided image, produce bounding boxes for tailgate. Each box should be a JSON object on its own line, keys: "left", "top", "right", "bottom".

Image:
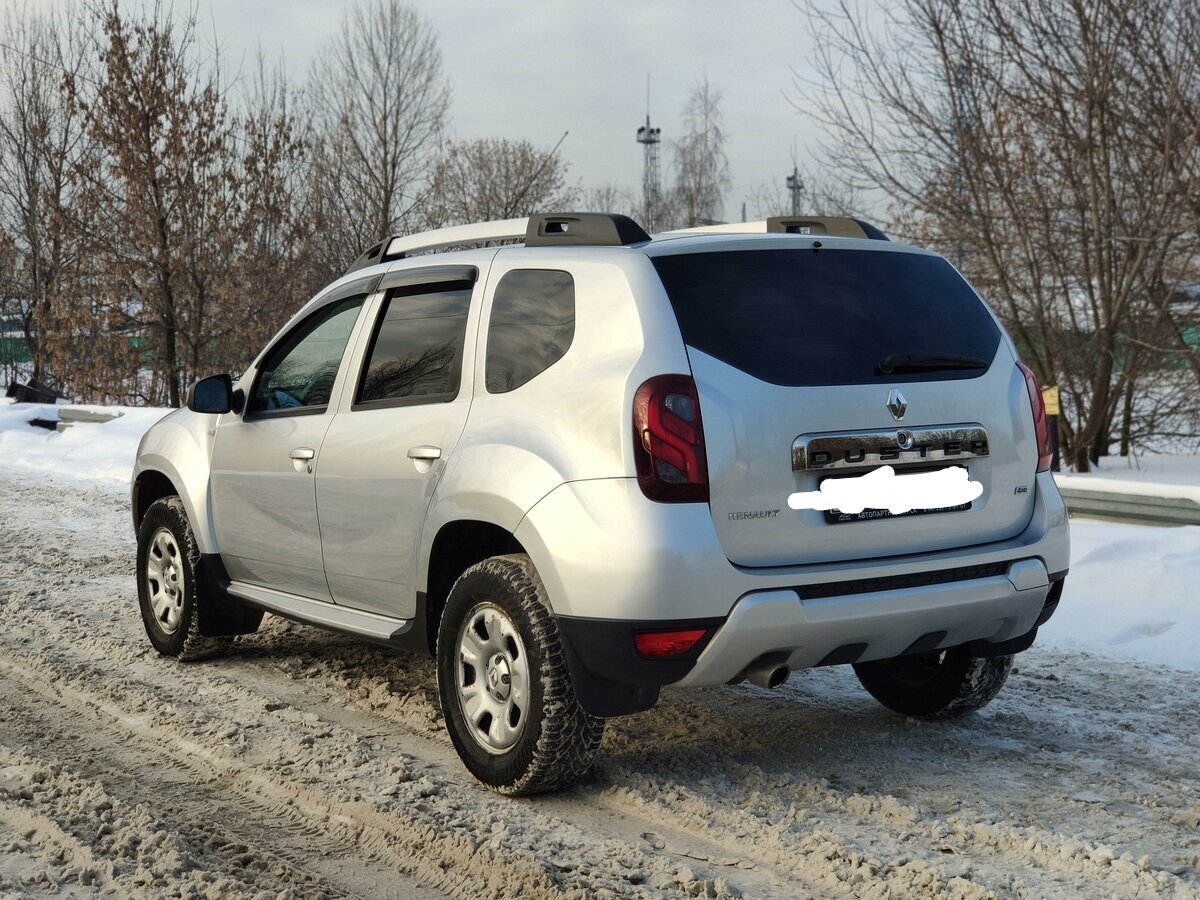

{"left": 650, "top": 243, "right": 1039, "bottom": 567}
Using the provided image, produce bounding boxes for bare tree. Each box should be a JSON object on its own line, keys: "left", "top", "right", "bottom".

{"left": 306, "top": 0, "right": 450, "bottom": 275}
{"left": 58, "top": 2, "right": 239, "bottom": 405}
{"left": 799, "top": 0, "right": 1200, "bottom": 469}
{"left": 421, "top": 137, "right": 576, "bottom": 228}
{"left": 579, "top": 183, "right": 632, "bottom": 217}
{"left": 228, "top": 54, "right": 311, "bottom": 369}
{"left": 0, "top": 5, "right": 89, "bottom": 386}
{"left": 672, "top": 76, "right": 731, "bottom": 227}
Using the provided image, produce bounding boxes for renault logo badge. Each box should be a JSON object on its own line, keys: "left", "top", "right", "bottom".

{"left": 886, "top": 389, "right": 907, "bottom": 421}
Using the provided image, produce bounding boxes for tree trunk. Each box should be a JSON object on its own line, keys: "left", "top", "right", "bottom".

{"left": 1119, "top": 378, "right": 1134, "bottom": 457}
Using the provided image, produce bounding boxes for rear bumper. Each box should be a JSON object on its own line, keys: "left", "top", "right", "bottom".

{"left": 517, "top": 470, "right": 1069, "bottom": 706}
{"left": 674, "top": 558, "right": 1052, "bottom": 687}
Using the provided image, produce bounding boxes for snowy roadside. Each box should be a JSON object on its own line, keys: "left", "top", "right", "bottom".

{"left": 2, "top": 400, "right": 1195, "bottom": 674}
{"left": 1, "top": 402, "right": 1198, "bottom": 895}
{"left": 1055, "top": 452, "right": 1200, "bottom": 505}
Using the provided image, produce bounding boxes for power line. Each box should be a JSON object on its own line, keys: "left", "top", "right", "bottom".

{"left": 504, "top": 130, "right": 568, "bottom": 218}
{"left": 0, "top": 38, "right": 98, "bottom": 86}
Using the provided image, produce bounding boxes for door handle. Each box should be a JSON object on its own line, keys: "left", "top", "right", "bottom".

{"left": 289, "top": 447, "right": 315, "bottom": 461}
{"left": 407, "top": 445, "right": 442, "bottom": 461}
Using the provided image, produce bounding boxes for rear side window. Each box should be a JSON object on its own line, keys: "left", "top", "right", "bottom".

{"left": 651, "top": 249, "right": 1001, "bottom": 386}
{"left": 356, "top": 283, "right": 472, "bottom": 406}
{"left": 485, "top": 270, "right": 575, "bottom": 393}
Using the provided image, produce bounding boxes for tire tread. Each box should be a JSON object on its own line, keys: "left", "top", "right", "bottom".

{"left": 439, "top": 554, "right": 604, "bottom": 795}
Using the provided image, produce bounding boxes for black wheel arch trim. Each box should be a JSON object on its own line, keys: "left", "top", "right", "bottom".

{"left": 554, "top": 614, "right": 726, "bottom": 718}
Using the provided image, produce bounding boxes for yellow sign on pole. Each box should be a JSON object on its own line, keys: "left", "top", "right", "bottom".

{"left": 1042, "top": 386, "right": 1060, "bottom": 416}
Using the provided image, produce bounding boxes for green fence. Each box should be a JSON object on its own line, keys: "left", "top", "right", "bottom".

{"left": 1, "top": 334, "right": 30, "bottom": 364}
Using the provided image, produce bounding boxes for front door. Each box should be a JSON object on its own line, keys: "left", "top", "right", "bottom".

{"left": 210, "top": 296, "right": 366, "bottom": 600}
{"left": 317, "top": 270, "right": 478, "bottom": 618}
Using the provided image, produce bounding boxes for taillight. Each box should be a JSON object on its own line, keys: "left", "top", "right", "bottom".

{"left": 1016, "top": 362, "right": 1052, "bottom": 473}
{"left": 634, "top": 627, "right": 709, "bottom": 658}
{"left": 632, "top": 374, "right": 709, "bottom": 502}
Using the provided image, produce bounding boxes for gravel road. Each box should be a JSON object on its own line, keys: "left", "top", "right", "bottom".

{"left": 0, "top": 471, "right": 1196, "bottom": 898}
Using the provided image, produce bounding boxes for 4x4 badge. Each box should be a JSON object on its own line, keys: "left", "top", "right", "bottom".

{"left": 886, "top": 388, "right": 907, "bottom": 421}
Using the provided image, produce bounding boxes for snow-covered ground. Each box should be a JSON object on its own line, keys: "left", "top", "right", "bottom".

{"left": 1041, "top": 520, "right": 1199, "bottom": 671}
{"left": 0, "top": 403, "right": 1198, "bottom": 897}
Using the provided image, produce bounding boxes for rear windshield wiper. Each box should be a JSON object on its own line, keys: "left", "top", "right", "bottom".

{"left": 875, "top": 351, "right": 989, "bottom": 375}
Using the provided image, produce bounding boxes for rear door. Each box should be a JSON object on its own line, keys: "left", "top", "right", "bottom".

{"left": 650, "top": 242, "right": 1039, "bottom": 568}
{"left": 316, "top": 266, "right": 480, "bottom": 619}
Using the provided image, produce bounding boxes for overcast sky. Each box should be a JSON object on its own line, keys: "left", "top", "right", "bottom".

{"left": 192, "top": 0, "right": 828, "bottom": 220}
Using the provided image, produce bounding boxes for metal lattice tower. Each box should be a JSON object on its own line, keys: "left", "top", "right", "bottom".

{"left": 636, "top": 112, "right": 662, "bottom": 233}
{"left": 786, "top": 164, "right": 804, "bottom": 216}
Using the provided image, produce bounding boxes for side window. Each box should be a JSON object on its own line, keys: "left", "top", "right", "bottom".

{"left": 249, "top": 298, "right": 364, "bottom": 414}
{"left": 485, "top": 269, "right": 575, "bottom": 393}
{"left": 356, "top": 283, "right": 472, "bottom": 406}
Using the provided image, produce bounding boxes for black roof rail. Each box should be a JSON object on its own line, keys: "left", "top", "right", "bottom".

{"left": 525, "top": 213, "right": 650, "bottom": 247}
{"left": 766, "top": 216, "right": 889, "bottom": 241}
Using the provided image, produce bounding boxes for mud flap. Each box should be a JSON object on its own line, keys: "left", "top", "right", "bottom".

{"left": 196, "top": 554, "right": 264, "bottom": 637}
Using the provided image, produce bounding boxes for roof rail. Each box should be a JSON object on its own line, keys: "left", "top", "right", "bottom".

{"left": 342, "top": 213, "right": 652, "bottom": 277}
{"left": 344, "top": 218, "right": 529, "bottom": 275}
{"left": 766, "top": 216, "right": 888, "bottom": 241}
{"left": 662, "top": 217, "right": 888, "bottom": 241}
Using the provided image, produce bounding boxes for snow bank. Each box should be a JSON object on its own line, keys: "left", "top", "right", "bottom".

{"left": 1055, "top": 452, "right": 1200, "bottom": 504}
{"left": 0, "top": 399, "right": 170, "bottom": 488}
{"left": 1043, "top": 519, "right": 1200, "bottom": 671}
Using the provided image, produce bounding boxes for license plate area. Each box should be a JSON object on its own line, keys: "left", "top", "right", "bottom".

{"left": 820, "top": 464, "right": 972, "bottom": 524}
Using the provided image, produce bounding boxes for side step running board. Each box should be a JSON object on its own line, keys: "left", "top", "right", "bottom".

{"left": 227, "top": 582, "right": 414, "bottom": 643}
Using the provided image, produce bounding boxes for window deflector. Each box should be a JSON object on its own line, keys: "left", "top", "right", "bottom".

{"left": 349, "top": 265, "right": 479, "bottom": 412}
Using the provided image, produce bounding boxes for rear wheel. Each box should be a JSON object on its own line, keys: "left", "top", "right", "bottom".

{"left": 853, "top": 645, "right": 1012, "bottom": 719}
{"left": 437, "top": 554, "right": 604, "bottom": 795}
{"left": 136, "top": 497, "right": 236, "bottom": 661}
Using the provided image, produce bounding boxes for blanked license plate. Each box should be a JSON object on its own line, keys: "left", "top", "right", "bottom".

{"left": 823, "top": 501, "right": 971, "bottom": 524}
{"left": 820, "top": 465, "right": 972, "bottom": 523}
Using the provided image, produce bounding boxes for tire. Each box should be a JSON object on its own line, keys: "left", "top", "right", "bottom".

{"left": 852, "top": 645, "right": 1012, "bottom": 720}
{"left": 136, "top": 496, "right": 235, "bottom": 661}
{"left": 436, "top": 554, "right": 605, "bottom": 795}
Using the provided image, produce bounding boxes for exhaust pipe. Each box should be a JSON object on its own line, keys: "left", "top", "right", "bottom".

{"left": 746, "top": 656, "right": 791, "bottom": 689}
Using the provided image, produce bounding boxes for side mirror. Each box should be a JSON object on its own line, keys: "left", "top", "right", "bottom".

{"left": 186, "top": 374, "right": 234, "bottom": 414}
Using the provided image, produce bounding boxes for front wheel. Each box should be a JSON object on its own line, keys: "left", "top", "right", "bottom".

{"left": 853, "top": 645, "right": 1012, "bottom": 719}
{"left": 136, "top": 496, "right": 236, "bottom": 661}
{"left": 437, "top": 554, "right": 604, "bottom": 795}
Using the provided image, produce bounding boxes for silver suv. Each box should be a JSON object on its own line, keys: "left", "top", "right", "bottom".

{"left": 132, "top": 213, "right": 1069, "bottom": 794}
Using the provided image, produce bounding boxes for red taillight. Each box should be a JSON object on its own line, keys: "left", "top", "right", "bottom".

{"left": 634, "top": 628, "right": 709, "bottom": 658}
{"left": 1016, "top": 362, "right": 1052, "bottom": 473}
{"left": 632, "top": 374, "right": 709, "bottom": 502}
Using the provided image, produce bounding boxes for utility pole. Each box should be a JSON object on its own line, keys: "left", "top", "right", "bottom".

{"left": 952, "top": 62, "right": 971, "bottom": 268}
{"left": 636, "top": 75, "right": 662, "bottom": 232}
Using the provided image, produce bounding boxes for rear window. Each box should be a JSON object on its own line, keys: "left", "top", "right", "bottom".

{"left": 651, "top": 248, "right": 1001, "bottom": 386}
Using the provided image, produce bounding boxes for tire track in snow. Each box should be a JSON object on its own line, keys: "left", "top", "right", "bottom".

{"left": 2, "top": 472, "right": 1199, "bottom": 898}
